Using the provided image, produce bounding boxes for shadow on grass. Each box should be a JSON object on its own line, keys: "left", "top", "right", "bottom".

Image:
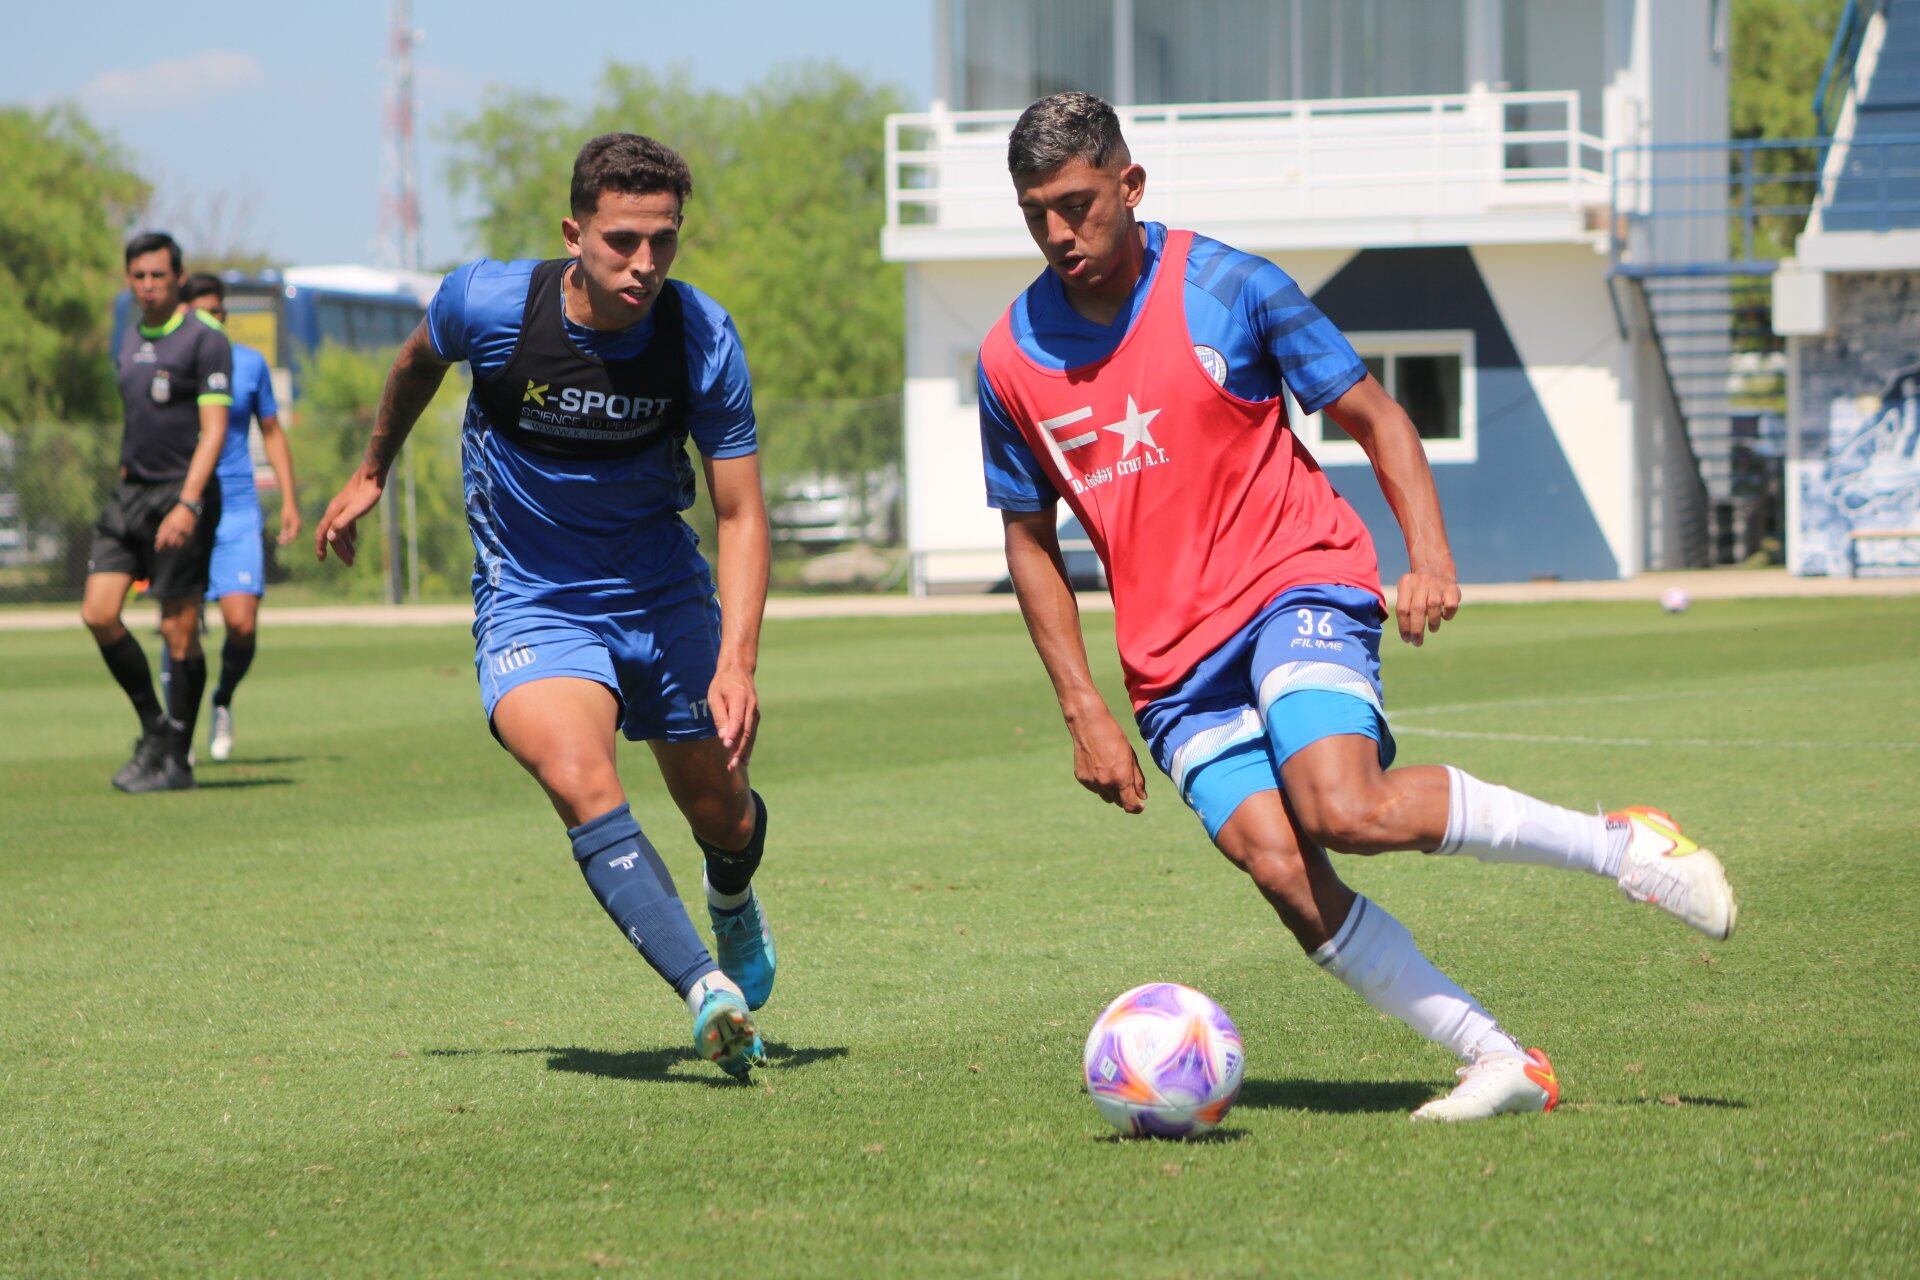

{"left": 195, "top": 776, "right": 296, "bottom": 790}
{"left": 1235, "top": 1077, "right": 1434, "bottom": 1114}
{"left": 425, "top": 1041, "right": 849, "bottom": 1087}
{"left": 1625, "top": 1094, "right": 1749, "bottom": 1110}
{"left": 219, "top": 754, "right": 330, "bottom": 767}
{"left": 1094, "top": 1126, "right": 1248, "bottom": 1144}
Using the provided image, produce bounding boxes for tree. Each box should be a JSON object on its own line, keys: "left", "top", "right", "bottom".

{"left": 1731, "top": 0, "right": 1851, "bottom": 258}
{"left": 0, "top": 106, "right": 149, "bottom": 593}
{"left": 0, "top": 106, "right": 148, "bottom": 427}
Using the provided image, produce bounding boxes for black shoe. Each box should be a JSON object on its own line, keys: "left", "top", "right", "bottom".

{"left": 111, "top": 727, "right": 170, "bottom": 791}
{"left": 116, "top": 730, "right": 195, "bottom": 794}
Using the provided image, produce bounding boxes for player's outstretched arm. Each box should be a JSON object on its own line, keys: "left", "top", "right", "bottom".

{"left": 315, "top": 321, "right": 451, "bottom": 566}
{"left": 1324, "top": 375, "right": 1461, "bottom": 647}
{"left": 703, "top": 452, "right": 770, "bottom": 772}
{"left": 1002, "top": 509, "right": 1146, "bottom": 813}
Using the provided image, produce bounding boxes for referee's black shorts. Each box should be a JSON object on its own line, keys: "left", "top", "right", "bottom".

{"left": 87, "top": 477, "right": 222, "bottom": 600}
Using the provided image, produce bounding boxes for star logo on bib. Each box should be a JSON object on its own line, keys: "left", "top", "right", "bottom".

{"left": 1101, "top": 396, "right": 1161, "bottom": 458}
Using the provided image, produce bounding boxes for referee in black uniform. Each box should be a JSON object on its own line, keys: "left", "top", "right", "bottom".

{"left": 80, "top": 232, "right": 231, "bottom": 793}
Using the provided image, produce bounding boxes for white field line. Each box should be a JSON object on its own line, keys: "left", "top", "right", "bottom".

{"left": 1392, "top": 724, "right": 1920, "bottom": 751}
{"left": 1388, "top": 679, "right": 1920, "bottom": 751}
{"left": 1391, "top": 676, "right": 1914, "bottom": 719}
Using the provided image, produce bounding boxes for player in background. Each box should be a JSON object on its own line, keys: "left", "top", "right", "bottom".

{"left": 82, "top": 233, "right": 231, "bottom": 793}
{"left": 179, "top": 274, "right": 301, "bottom": 762}
{"left": 980, "top": 94, "right": 1738, "bottom": 1122}
{"left": 314, "top": 134, "right": 776, "bottom": 1081}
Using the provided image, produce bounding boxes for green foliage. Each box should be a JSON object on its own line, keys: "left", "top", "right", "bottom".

{"left": 1733, "top": 0, "right": 1852, "bottom": 145}
{"left": 0, "top": 107, "right": 149, "bottom": 595}
{"left": 445, "top": 63, "right": 906, "bottom": 487}
{"left": 0, "top": 106, "right": 148, "bottom": 427}
{"left": 277, "top": 344, "right": 473, "bottom": 600}
{"left": 1731, "top": 0, "right": 1851, "bottom": 258}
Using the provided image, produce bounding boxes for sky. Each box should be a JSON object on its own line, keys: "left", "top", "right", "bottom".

{"left": 11, "top": 0, "right": 935, "bottom": 269}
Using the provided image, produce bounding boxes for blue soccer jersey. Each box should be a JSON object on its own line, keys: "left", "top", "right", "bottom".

{"left": 978, "top": 221, "right": 1367, "bottom": 512}
{"left": 428, "top": 257, "right": 757, "bottom": 741}
{"left": 427, "top": 258, "right": 757, "bottom": 600}
{"left": 214, "top": 342, "right": 278, "bottom": 513}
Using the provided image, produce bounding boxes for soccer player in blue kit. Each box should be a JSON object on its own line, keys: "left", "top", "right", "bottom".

{"left": 315, "top": 134, "right": 775, "bottom": 1080}
{"left": 180, "top": 274, "right": 302, "bottom": 763}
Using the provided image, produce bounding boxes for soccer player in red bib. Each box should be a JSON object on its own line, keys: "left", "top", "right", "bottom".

{"left": 979, "top": 93, "right": 1738, "bottom": 1121}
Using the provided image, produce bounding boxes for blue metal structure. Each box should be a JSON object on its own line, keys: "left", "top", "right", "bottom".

{"left": 1825, "top": 0, "right": 1920, "bottom": 231}
{"left": 1816, "top": 0, "right": 1888, "bottom": 134}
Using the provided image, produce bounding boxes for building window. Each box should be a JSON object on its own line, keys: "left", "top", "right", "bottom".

{"left": 1301, "top": 330, "right": 1476, "bottom": 464}
{"left": 956, "top": 0, "right": 1114, "bottom": 112}
{"left": 952, "top": 0, "right": 1471, "bottom": 110}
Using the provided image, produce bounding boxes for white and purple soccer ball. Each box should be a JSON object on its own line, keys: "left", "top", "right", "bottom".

{"left": 1660, "top": 586, "right": 1692, "bottom": 614}
{"left": 1083, "top": 983, "right": 1244, "bottom": 1139}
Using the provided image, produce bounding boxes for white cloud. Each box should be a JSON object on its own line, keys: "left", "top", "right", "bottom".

{"left": 79, "top": 50, "right": 268, "bottom": 116}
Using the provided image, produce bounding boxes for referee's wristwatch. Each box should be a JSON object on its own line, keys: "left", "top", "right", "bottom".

{"left": 175, "top": 498, "right": 205, "bottom": 518}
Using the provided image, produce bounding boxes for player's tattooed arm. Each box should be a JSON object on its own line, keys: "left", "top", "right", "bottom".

{"left": 364, "top": 322, "right": 453, "bottom": 475}
{"left": 1002, "top": 509, "right": 1148, "bottom": 813}
{"left": 1324, "top": 375, "right": 1461, "bottom": 647}
{"left": 315, "top": 321, "right": 451, "bottom": 565}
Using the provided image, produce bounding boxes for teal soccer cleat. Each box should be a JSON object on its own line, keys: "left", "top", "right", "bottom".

{"left": 692, "top": 986, "right": 766, "bottom": 1081}
{"left": 707, "top": 881, "right": 777, "bottom": 1011}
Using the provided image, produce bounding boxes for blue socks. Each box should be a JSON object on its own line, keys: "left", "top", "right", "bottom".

{"left": 569, "top": 804, "right": 718, "bottom": 999}
{"left": 697, "top": 790, "right": 767, "bottom": 903}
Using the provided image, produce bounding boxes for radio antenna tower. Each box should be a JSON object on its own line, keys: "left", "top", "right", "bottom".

{"left": 378, "top": 0, "right": 423, "bottom": 603}
{"left": 379, "top": 0, "right": 422, "bottom": 272}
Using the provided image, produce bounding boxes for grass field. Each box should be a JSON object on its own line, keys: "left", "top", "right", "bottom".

{"left": 4, "top": 597, "right": 1918, "bottom": 1277}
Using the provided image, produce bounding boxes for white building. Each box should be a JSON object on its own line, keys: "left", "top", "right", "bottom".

{"left": 884, "top": 0, "right": 1731, "bottom": 590}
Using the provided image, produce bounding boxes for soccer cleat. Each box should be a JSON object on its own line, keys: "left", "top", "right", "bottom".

{"left": 1611, "top": 807, "right": 1738, "bottom": 941}
{"left": 1411, "top": 1048, "right": 1559, "bottom": 1123}
{"left": 111, "top": 728, "right": 168, "bottom": 791}
{"left": 692, "top": 987, "right": 766, "bottom": 1081}
{"left": 707, "top": 879, "right": 777, "bottom": 1010}
{"left": 116, "top": 736, "right": 195, "bottom": 794}
{"left": 208, "top": 705, "right": 234, "bottom": 762}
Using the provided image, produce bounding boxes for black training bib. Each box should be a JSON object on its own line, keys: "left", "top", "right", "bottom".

{"left": 471, "top": 259, "right": 690, "bottom": 461}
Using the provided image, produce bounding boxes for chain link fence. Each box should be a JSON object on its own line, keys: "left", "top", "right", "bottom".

{"left": 0, "top": 361, "right": 905, "bottom": 606}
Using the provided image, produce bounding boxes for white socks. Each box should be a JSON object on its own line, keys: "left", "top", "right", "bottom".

{"left": 685, "top": 970, "right": 745, "bottom": 1015}
{"left": 1435, "top": 766, "right": 1625, "bottom": 879}
{"left": 1313, "top": 895, "right": 1523, "bottom": 1063}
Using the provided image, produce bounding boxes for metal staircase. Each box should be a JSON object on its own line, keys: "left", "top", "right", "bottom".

{"left": 1608, "top": 0, "right": 1913, "bottom": 565}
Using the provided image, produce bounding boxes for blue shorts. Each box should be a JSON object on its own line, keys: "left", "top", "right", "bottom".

{"left": 207, "top": 501, "right": 266, "bottom": 600}
{"left": 1136, "top": 584, "right": 1397, "bottom": 840}
{"left": 474, "top": 577, "right": 722, "bottom": 743}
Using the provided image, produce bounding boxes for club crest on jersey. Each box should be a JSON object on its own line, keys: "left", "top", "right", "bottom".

{"left": 1038, "top": 395, "right": 1171, "bottom": 496}
{"left": 1193, "top": 345, "right": 1227, "bottom": 386}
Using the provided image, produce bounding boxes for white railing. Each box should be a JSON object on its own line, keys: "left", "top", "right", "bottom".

{"left": 886, "top": 90, "right": 1608, "bottom": 242}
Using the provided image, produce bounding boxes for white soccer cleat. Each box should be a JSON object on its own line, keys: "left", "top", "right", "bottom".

{"left": 1611, "top": 807, "right": 1737, "bottom": 941}
{"left": 1411, "top": 1048, "right": 1559, "bottom": 1123}
{"left": 208, "top": 706, "right": 234, "bottom": 763}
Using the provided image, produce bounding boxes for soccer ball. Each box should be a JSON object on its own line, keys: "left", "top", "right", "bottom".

{"left": 1660, "top": 587, "right": 1692, "bottom": 614}
{"left": 1083, "top": 983, "right": 1244, "bottom": 1138}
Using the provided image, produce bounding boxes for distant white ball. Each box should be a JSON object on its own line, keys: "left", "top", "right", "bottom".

{"left": 1660, "top": 587, "right": 1692, "bottom": 614}
{"left": 1083, "top": 983, "right": 1244, "bottom": 1139}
